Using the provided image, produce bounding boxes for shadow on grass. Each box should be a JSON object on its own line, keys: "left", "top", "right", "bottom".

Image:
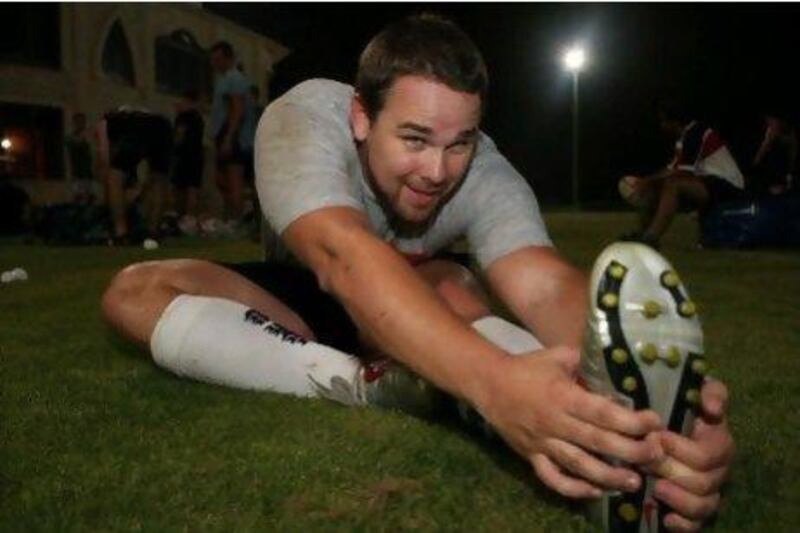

{"left": 423, "top": 403, "right": 585, "bottom": 515}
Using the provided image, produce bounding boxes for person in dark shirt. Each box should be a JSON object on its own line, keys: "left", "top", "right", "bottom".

{"left": 171, "top": 90, "right": 205, "bottom": 232}
{"left": 65, "top": 112, "right": 95, "bottom": 204}
{"left": 751, "top": 111, "right": 797, "bottom": 195}
{"left": 95, "top": 107, "right": 173, "bottom": 244}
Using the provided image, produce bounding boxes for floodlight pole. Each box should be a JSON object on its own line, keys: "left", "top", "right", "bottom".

{"left": 571, "top": 70, "right": 580, "bottom": 210}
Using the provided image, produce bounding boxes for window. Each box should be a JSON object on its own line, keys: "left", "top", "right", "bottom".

{"left": 0, "top": 4, "right": 61, "bottom": 69}
{"left": 155, "top": 29, "right": 210, "bottom": 97}
{"left": 102, "top": 20, "right": 135, "bottom": 86}
{"left": 0, "top": 103, "right": 64, "bottom": 180}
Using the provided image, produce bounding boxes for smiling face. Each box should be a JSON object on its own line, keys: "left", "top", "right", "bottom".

{"left": 351, "top": 75, "right": 482, "bottom": 224}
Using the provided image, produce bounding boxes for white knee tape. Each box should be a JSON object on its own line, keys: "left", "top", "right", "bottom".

{"left": 471, "top": 316, "right": 543, "bottom": 355}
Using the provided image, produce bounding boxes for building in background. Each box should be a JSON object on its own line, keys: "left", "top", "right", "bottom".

{"left": 0, "top": 3, "right": 289, "bottom": 205}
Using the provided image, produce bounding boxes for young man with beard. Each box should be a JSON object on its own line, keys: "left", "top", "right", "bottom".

{"left": 102, "top": 15, "right": 732, "bottom": 531}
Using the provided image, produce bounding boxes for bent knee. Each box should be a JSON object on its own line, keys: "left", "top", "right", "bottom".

{"left": 419, "top": 260, "right": 491, "bottom": 323}
{"left": 102, "top": 259, "right": 205, "bottom": 322}
{"left": 102, "top": 261, "right": 161, "bottom": 320}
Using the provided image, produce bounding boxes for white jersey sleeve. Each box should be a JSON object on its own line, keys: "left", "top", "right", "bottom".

{"left": 254, "top": 84, "right": 364, "bottom": 235}
{"left": 462, "top": 135, "right": 553, "bottom": 268}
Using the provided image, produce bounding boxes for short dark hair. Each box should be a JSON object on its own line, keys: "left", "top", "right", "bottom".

{"left": 355, "top": 13, "right": 488, "bottom": 120}
{"left": 210, "top": 40, "right": 234, "bottom": 59}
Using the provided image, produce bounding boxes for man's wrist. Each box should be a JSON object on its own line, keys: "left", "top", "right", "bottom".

{"left": 456, "top": 346, "right": 510, "bottom": 412}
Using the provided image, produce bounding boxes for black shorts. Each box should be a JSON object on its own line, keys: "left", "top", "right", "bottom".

{"left": 215, "top": 126, "right": 253, "bottom": 174}
{"left": 171, "top": 157, "right": 204, "bottom": 188}
{"left": 222, "top": 261, "right": 360, "bottom": 354}
{"left": 106, "top": 111, "right": 173, "bottom": 181}
{"left": 702, "top": 176, "right": 747, "bottom": 206}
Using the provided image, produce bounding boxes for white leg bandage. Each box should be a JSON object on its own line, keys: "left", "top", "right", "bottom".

{"left": 471, "top": 316, "right": 543, "bottom": 355}
{"left": 150, "top": 295, "right": 364, "bottom": 402}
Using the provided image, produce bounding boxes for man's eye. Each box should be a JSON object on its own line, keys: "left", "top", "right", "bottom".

{"left": 403, "top": 137, "right": 426, "bottom": 150}
{"left": 448, "top": 140, "right": 473, "bottom": 154}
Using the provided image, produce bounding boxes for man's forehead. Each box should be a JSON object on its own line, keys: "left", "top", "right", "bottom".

{"left": 382, "top": 75, "right": 481, "bottom": 131}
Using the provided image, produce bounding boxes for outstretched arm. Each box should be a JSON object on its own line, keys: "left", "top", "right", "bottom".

{"left": 485, "top": 245, "right": 587, "bottom": 348}
{"left": 286, "top": 213, "right": 663, "bottom": 498}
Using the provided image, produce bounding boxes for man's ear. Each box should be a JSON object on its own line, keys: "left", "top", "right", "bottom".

{"left": 351, "top": 93, "right": 372, "bottom": 142}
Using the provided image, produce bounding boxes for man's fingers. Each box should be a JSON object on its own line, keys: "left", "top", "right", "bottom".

{"left": 562, "top": 416, "right": 663, "bottom": 465}
{"left": 569, "top": 388, "right": 663, "bottom": 436}
{"left": 649, "top": 456, "right": 729, "bottom": 496}
{"left": 654, "top": 479, "right": 720, "bottom": 521}
{"left": 661, "top": 426, "right": 733, "bottom": 471}
{"left": 663, "top": 512, "right": 702, "bottom": 532}
{"left": 700, "top": 378, "right": 729, "bottom": 421}
{"left": 530, "top": 453, "right": 602, "bottom": 499}
{"left": 545, "top": 438, "right": 642, "bottom": 492}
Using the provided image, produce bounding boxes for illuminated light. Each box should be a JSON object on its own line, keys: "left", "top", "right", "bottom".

{"left": 0, "top": 138, "right": 11, "bottom": 150}
{"left": 563, "top": 46, "right": 586, "bottom": 72}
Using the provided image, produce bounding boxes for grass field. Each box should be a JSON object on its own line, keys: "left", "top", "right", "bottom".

{"left": 2, "top": 212, "right": 799, "bottom": 531}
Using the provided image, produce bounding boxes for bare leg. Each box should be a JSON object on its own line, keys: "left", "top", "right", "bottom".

{"left": 226, "top": 163, "right": 246, "bottom": 221}
{"left": 414, "top": 259, "right": 491, "bottom": 323}
{"left": 141, "top": 171, "right": 168, "bottom": 235}
{"left": 644, "top": 175, "right": 709, "bottom": 240}
{"left": 101, "top": 259, "right": 315, "bottom": 349}
{"left": 105, "top": 168, "right": 129, "bottom": 238}
{"left": 214, "top": 167, "right": 230, "bottom": 218}
{"left": 356, "top": 259, "right": 491, "bottom": 356}
{"left": 634, "top": 177, "right": 666, "bottom": 232}
{"left": 186, "top": 186, "right": 199, "bottom": 217}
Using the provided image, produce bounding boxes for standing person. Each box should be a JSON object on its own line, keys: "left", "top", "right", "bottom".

{"left": 209, "top": 41, "right": 257, "bottom": 233}
{"left": 751, "top": 111, "right": 797, "bottom": 195}
{"left": 65, "top": 112, "right": 95, "bottom": 204}
{"left": 102, "top": 16, "right": 732, "bottom": 530}
{"left": 95, "top": 107, "right": 173, "bottom": 244}
{"left": 621, "top": 99, "right": 746, "bottom": 247}
{"left": 171, "top": 90, "right": 205, "bottom": 235}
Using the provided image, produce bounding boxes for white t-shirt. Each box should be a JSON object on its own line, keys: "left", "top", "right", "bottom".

{"left": 254, "top": 79, "right": 552, "bottom": 269}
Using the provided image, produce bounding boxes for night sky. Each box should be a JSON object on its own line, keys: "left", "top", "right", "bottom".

{"left": 208, "top": 3, "right": 800, "bottom": 207}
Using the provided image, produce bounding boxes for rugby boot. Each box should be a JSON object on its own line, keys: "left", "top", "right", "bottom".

{"left": 311, "top": 357, "right": 446, "bottom": 417}
{"left": 580, "top": 242, "right": 707, "bottom": 532}
{"left": 361, "top": 358, "right": 447, "bottom": 417}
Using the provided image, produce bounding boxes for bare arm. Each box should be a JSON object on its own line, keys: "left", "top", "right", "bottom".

{"left": 283, "top": 206, "right": 506, "bottom": 404}
{"left": 753, "top": 122, "right": 778, "bottom": 167}
{"left": 93, "top": 119, "right": 110, "bottom": 177}
{"left": 284, "top": 208, "right": 663, "bottom": 498}
{"left": 485, "top": 245, "right": 588, "bottom": 348}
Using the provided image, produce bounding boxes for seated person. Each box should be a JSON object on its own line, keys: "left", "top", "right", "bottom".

{"left": 751, "top": 111, "right": 797, "bottom": 195}
{"left": 621, "top": 100, "right": 746, "bottom": 247}
{"left": 102, "top": 17, "right": 732, "bottom": 530}
{"left": 95, "top": 107, "right": 173, "bottom": 244}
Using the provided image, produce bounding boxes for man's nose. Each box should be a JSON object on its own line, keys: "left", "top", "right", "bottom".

{"left": 422, "top": 149, "right": 446, "bottom": 184}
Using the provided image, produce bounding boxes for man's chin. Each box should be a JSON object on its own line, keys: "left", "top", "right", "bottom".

{"left": 395, "top": 204, "right": 436, "bottom": 225}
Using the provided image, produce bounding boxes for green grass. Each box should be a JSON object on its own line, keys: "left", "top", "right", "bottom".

{"left": 2, "top": 212, "right": 799, "bottom": 531}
